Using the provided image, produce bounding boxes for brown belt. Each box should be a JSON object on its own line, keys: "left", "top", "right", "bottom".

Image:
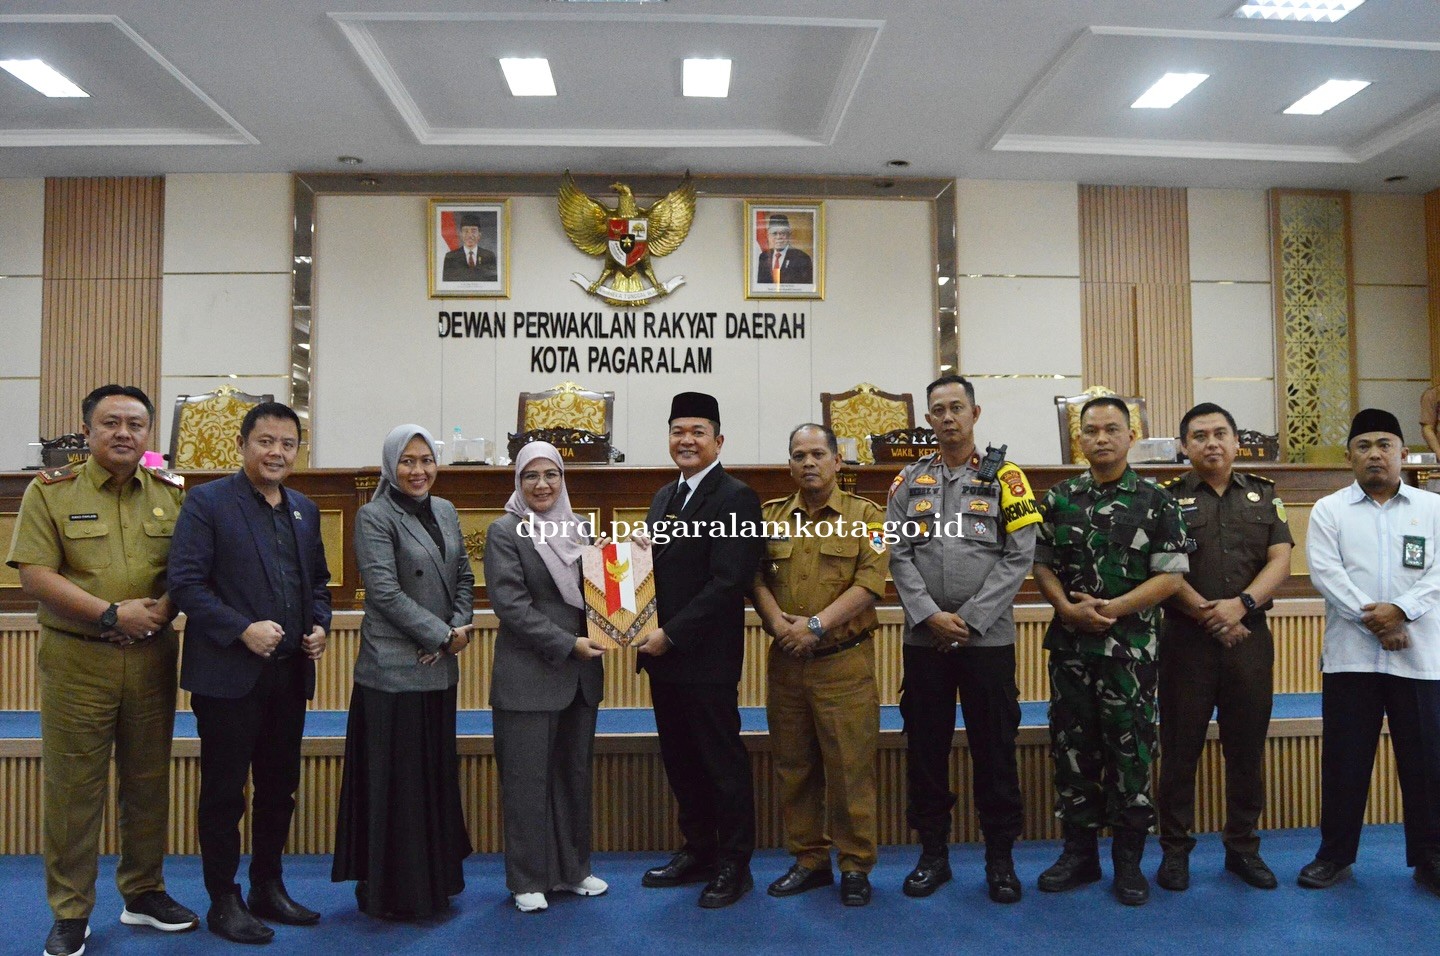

{"left": 811, "top": 630, "right": 873, "bottom": 658}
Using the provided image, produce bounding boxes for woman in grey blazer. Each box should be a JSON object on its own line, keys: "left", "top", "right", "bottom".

{"left": 332, "top": 424, "right": 475, "bottom": 919}
{"left": 486, "top": 441, "right": 607, "bottom": 912}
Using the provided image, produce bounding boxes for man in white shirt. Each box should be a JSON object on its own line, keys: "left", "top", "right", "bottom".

{"left": 1300, "top": 408, "right": 1440, "bottom": 895}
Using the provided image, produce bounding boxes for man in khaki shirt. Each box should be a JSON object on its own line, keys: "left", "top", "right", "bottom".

{"left": 7, "top": 385, "right": 199, "bottom": 956}
{"left": 752, "top": 423, "right": 888, "bottom": 907}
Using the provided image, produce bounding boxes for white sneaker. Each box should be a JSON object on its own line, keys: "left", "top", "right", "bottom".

{"left": 553, "top": 875, "right": 608, "bottom": 897}
{"left": 514, "top": 892, "right": 548, "bottom": 913}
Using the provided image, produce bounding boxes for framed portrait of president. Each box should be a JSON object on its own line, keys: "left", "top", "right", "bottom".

{"left": 428, "top": 198, "right": 510, "bottom": 298}
{"left": 745, "top": 201, "right": 824, "bottom": 300}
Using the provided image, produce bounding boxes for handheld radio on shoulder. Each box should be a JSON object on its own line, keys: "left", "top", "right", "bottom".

{"left": 976, "top": 443, "right": 1007, "bottom": 483}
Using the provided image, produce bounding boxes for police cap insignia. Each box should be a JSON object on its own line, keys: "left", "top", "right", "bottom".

{"left": 913, "top": 499, "right": 933, "bottom": 513}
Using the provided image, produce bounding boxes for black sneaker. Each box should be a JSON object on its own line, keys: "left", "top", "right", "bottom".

{"left": 44, "top": 919, "right": 89, "bottom": 956}
{"left": 120, "top": 890, "right": 200, "bottom": 932}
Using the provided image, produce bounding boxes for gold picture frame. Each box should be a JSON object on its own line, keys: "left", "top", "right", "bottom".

{"left": 745, "top": 200, "right": 824, "bottom": 300}
{"left": 428, "top": 198, "right": 510, "bottom": 299}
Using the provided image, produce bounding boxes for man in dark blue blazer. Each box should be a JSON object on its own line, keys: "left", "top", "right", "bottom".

{"left": 168, "top": 402, "right": 331, "bottom": 945}
{"left": 635, "top": 392, "right": 764, "bottom": 908}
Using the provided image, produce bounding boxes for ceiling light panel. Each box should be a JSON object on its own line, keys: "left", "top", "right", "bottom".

{"left": 1233, "top": 1, "right": 1365, "bottom": 23}
{"left": 499, "top": 58, "right": 556, "bottom": 96}
{"left": 1283, "top": 79, "right": 1370, "bottom": 114}
{"left": 683, "top": 58, "right": 731, "bottom": 97}
{"left": 1131, "top": 72, "right": 1208, "bottom": 109}
{"left": 0, "top": 59, "right": 89, "bottom": 97}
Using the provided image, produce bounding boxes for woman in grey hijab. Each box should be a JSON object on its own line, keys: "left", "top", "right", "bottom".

{"left": 332, "top": 424, "right": 475, "bottom": 919}
{"left": 485, "top": 441, "right": 608, "bottom": 912}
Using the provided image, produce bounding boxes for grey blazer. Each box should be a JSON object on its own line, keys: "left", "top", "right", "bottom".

{"left": 353, "top": 492, "right": 475, "bottom": 694}
{"left": 484, "top": 513, "right": 603, "bottom": 712}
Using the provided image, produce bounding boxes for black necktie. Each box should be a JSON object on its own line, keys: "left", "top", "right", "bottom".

{"left": 669, "top": 480, "right": 690, "bottom": 517}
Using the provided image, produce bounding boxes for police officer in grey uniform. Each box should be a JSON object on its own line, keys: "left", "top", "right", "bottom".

{"left": 887, "top": 375, "right": 1042, "bottom": 903}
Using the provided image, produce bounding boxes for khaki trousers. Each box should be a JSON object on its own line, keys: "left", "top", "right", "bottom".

{"left": 766, "top": 640, "right": 879, "bottom": 873}
{"left": 37, "top": 628, "right": 178, "bottom": 918}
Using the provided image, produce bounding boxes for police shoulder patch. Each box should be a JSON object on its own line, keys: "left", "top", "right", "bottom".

{"left": 39, "top": 466, "right": 77, "bottom": 484}
{"left": 888, "top": 472, "right": 905, "bottom": 499}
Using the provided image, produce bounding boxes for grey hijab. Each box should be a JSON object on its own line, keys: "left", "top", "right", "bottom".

{"left": 374, "top": 424, "right": 438, "bottom": 502}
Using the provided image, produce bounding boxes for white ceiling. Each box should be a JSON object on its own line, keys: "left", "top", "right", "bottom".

{"left": 2, "top": 0, "right": 1439, "bottom": 192}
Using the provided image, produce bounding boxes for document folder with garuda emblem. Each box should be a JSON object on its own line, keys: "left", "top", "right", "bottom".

{"left": 581, "top": 541, "right": 657, "bottom": 648}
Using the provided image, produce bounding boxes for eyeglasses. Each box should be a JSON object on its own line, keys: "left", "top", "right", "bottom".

{"left": 520, "top": 469, "right": 562, "bottom": 485}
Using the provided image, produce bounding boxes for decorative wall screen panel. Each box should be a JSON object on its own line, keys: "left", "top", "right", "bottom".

{"left": 1271, "top": 190, "right": 1355, "bottom": 463}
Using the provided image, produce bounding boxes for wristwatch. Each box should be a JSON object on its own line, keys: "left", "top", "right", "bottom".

{"left": 1238, "top": 592, "right": 1257, "bottom": 613}
{"left": 98, "top": 603, "right": 120, "bottom": 630}
{"left": 806, "top": 616, "right": 826, "bottom": 639}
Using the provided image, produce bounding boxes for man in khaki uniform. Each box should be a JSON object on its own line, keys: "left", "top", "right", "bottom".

{"left": 7, "top": 385, "right": 199, "bottom": 956}
{"left": 752, "top": 423, "right": 888, "bottom": 907}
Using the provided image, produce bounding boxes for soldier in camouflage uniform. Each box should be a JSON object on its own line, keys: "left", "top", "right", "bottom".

{"left": 1032, "top": 397, "right": 1190, "bottom": 906}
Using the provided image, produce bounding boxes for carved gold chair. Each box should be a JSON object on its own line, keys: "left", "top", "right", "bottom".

{"left": 511, "top": 382, "right": 620, "bottom": 463}
{"left": 1054, "top": 386, "right": 1149, "bottom": 465}
{"left": 821, "top": 383, "right": 915, "bottom": 465}
{"left": 169, "top": 384, "right": 274, "bottom": 469}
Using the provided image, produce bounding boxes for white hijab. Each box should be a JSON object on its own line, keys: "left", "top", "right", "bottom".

{"left": 503, "top": 441, "right": 586, "bottom": 608}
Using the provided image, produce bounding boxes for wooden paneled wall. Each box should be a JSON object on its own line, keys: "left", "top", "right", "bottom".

{"left": 1428, "top": 188, "right": 1440, "bottom": 378}
{"left": 0, "top": 604, "right": 1331, "bottom": 711}
{"left": 1078, "top": 185, "right": 1194, "bottom": 436}
{"left": 39, "top": 177, "right": 164, "bottom": 437}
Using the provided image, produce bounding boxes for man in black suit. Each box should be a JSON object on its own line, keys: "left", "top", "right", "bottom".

{"left": 442, "top": 211, "right": 497, "bottom": 282}
{"left": 756, "top": 213, "right": 813, "bottom": 286}
{"left": 635, "top": 392, "right": 764, "bottom": 908}
{"left": 168, "top": 402, "right": 332, "bottom": 944}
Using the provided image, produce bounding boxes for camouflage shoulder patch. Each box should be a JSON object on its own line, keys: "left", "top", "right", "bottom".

{"left": 39, "top": 466, "right": 78, "bottom": 484}
{"left": 148, "top": 467, "right": 185, "bottom": 488}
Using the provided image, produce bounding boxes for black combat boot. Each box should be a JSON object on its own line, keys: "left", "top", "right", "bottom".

{"left": 1111, "top": 828, "right": 1150, "bottom": 906}
{"left": 984, "top": 841, "right": 1022, "bottom": 904}
{"left": 1037, "top": 825, "right": 1102, "bottom": 892}
{"left": 902, "top": 833, "right": 952, "bottom": 898}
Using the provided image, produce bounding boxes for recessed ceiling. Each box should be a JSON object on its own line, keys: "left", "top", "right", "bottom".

{"left": 0, "top": 1, "right": 1438, "bottom": 192}
{"left": 0, "top": 14, "right": 254, "bottom": 146}
{"left": 331, "top": 12, "right": 881, "bottom": 148}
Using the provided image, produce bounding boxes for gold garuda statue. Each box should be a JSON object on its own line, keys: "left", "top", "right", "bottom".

{"left": 558, "top": 170, "right": 696, "bottom": 307}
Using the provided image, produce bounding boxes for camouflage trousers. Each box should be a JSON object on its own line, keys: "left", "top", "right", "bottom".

{"left": 1047, "top": 652, "right": 1158, "bottom": 832}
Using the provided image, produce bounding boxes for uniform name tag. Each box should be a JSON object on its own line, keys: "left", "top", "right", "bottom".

{"left": 68, "top": 513, "right": 98, "bottom": 521}
{"left": 1403, "top": 535, "right": 1426, "bottom": 569}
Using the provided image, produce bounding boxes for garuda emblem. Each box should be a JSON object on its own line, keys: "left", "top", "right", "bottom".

{"left": 558, "top": 170, "right": 696, "bottom": 306}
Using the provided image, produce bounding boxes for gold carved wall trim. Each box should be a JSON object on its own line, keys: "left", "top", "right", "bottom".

{"left": 1270, "top": 189, "right": 1357, "bottom": 462}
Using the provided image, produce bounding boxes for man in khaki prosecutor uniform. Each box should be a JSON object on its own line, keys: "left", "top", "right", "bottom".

{"left": 752, "top": 424, "right": 888, "bottom": 907}
{"left": 8, "top": 385, "right": 199, "bottom": 956}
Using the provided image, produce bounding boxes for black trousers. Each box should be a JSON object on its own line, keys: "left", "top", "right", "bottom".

{"left": 649, "top": 680, "right": 755, "bottom": 865}
{"left": 1157, "top": 618, "right": 1273, "bottom": 855}
{"left": 900, "top": 642, "right": 1023, "bottom": 850}
{"left": 1318, "top": 671, "right": 1440, "bottom": 868}
{"left": 191, "top": 655, "right": 308, "bottom": 900}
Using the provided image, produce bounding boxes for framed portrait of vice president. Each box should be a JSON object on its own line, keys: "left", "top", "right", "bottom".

{"left": 745, "top": 201, "right": 824, "bottom": 300}
{"left": 428, "top": 198, "right": 510, "bottom": 298}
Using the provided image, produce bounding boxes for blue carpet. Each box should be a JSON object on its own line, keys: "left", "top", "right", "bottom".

{"left": 0, "top": 694, "right": 1324, "bottom": 740}
{"left": 0, "top": 826, "right": 1429, "bottom": 956}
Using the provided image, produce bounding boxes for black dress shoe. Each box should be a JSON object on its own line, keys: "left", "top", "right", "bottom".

{"left": 247, "top": 878, "right": 320, "bottom": 926}
{"left": 840, "top": 872, "right": 871, "bottom": 907}
{"left": 698, "top": 862, "right": 753, "bottom": 909}
{"left": 207, "top": 891, "right": 274, "bottom": 945}
{"left": 44, "top": 919, "right": 89, "bottom": 956}
{"left": 767, "top": 863, "right": 834, "bottom": 897}
{"left": 1225, "top": 851, "right": 1278, "bottom": 889}
{"left": 902, "top": 852, "right": 952, "bottom": 898}
{"left": 1156, "top": 851, "right": 1190, "bottom": 891}
{"left": 643, "top": 850, "right": 715, "bottom": 888}
{"left": 985, "top": 858, "right": 1022, "bottom": 904}
{"left": 1298, "top": 858, "right": 1350, "bottom": 889}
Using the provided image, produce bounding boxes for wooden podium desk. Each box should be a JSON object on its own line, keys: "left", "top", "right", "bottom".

{"left": 0, "top": 463, "right": 1411, "bottom": 612}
